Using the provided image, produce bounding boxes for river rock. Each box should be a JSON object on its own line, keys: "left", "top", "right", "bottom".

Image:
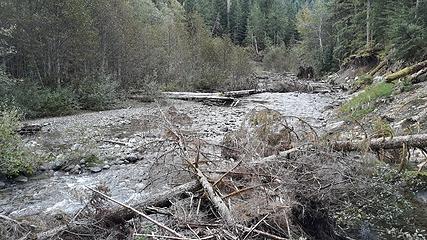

{"left": 103, "top": 165, "right": 111, "bottom": 170}
{"left": 63, "top": 164, "right": 75, "bottom": 172}
{"left": 373, "top": 76, "right": 384, "bottom": 84}
{"left": 15, "top": 176, "right": 28, "bottom": 183}
{"left": 89, "top": 167, "right": 102, "bottom": 173}
{"left": 39, "top": 163, "right": 50, "bottom": 171}
{"left": 325, "top": 121, "right": 346, "bottom": 133}
{"left": 0, "top": 181, "right": 6, "bottom": 188}
{"left": 416, "top": 191, "right": 427, "bottom": 204}
{"left": 71, "top": 165, "right": 81, "bottom": 174}
{"left": 125, "top": 154, "right": 141, "bottom": 163}
{"left": 51, "top": 155, "right": 67, "bottom": 171}
{"left": 71, "top": 144, "right": 82, "bottom": 151}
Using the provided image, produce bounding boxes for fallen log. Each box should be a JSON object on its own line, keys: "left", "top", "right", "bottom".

{"left": 36, "top": 180, "right": 201, "bottom": 239}
{"left": 87, "top": 187, "right": 185, "bottom": 238}
{"left": 157, "top": 92, "right": 236, "bottom": 106}
{"left": 385, "top": 60, "right": 427, "bottom": 82}
{"left": 330, "top": 134, "right": 427, "bottom": 151}
{"left": 368, "top": 59, "right": 388, "bottom": 76}
{"left": 106, "top": 180, "right": 201, "bottom": 223}
{"left": 222, "top": 89, "right": 266, "bottom": 98}
{"left": 410, "top": 67, "right": 427, "bottom": 84}
{"left": 193, "top": 166, "right": 235, "bottom": 225}
{"left": 130, "top": 89, "right": 266, "bottom": 105}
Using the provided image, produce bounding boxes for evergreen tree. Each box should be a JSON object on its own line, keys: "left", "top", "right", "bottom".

{"left": 247, "top": 0, "right": 267, "bottom": 51}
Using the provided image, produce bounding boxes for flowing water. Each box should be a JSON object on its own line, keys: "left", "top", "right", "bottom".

{"left": 0, "top": 91, "right": 337, "bottom": 222}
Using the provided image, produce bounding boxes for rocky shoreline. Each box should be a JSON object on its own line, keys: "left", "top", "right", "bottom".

{"left": 0, "top": 90, "right": 338, "bottom": 221}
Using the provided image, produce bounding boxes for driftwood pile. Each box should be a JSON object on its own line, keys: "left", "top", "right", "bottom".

{"left": 128, "top": 72, "right": 335, "bottom": 106}
{"left": 2, "top": 108, "right": 426, "bottom": 240}
{"left": 17, "top": 124, "right": 43, "bottom": 135}
{"left": 129, "top": 89, "right": 267, "bottom": 107}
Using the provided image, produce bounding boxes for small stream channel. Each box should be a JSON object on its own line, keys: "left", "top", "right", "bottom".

{"left": 0, "top": 91, "right": 338, "bottom": 223}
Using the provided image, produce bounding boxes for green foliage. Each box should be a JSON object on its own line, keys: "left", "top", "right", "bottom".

{"left": 353, "top": 74, "right": 373, "bottom": 90}
{"left": 77, "top": 75, "right": 119, "bottom": 111}
{"left": 84, "top": 154, "right": 102, "bottom": 167}
{"left": 1, "top": 79, "right": 79, "bottom": 118}
{"left": 35, "top": 88, "right": 79, "bottom": 117}
{"left": 401, "top": 170, "right": 427, "bottom": 192}
{"left": 388, "top": 1, "right": 427, "bottom": 61}
{"left": 137, "top": 79, "right": 162, "bottom": 102}
{"left": 263, "top": 45, "right": 291, "bottom": 72}
{"left": 1, "top": 0, "right": 426, "bottom": 105}
{"left": 0, "top": 108, "right": 38, "bottom": 177}
{"left": 335, "top": 167, "right": 424, "bottom": 239}
{"left": 398, "top": 77, "right": 415, "bottom": 93}
{"left": 341, "top": 82, "right": 394, "bottom": 119}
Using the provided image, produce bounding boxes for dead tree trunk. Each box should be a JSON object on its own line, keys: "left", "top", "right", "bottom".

{"left": 330, "top": 134, "right": 427, "bottom": 151}
{"left": 410, "top": 67, "right": 427, "bottom": 84}
{"left": 368, "top": 59, "right": 388, "bottom": 76}
{"left": 105, "top": 180, "right": 201, "bottom": 223}
{"left": 36, "top": 181, "right": 201, "bottom": 239}
{"left": 385, "top": 60, "right": 427, "bottom": 82}
{"left": 366, "top": 0, "right": 371, "bottom": 47}
{"left": 194, "top": 166, "right": 235, "bottom": 225}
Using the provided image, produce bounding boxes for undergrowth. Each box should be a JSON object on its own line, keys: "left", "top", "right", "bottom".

{"left": 341, "top": 82, "right": 394, "bottom": 119}
{"left": 0, "top": 108, "right": 40, "bottom": 177}
{"left": 335, "top": 166, "right": 427, "bottom": 240}
{"left": 352, "top": 74, "right": 373, "bottom": 90}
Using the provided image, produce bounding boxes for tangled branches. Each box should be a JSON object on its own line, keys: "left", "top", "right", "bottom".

{"left": 8, "top": 106, "right": 423, "bottom": 240}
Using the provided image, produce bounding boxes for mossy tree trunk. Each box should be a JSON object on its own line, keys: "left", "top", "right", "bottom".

{"left": 385, "top": 60, "right": 427, "bottom": 82}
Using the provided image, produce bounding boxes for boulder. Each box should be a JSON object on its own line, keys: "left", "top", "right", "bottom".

{"left": 15, "top": 176, "right": 28, "bottom": 183}
{"left": 89, "top": 167, "right": 102, "bottom": 173}
{"left": 125, "top": 154, "right": 142, "bottom": 163}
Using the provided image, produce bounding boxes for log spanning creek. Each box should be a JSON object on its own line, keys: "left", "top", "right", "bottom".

{"left": 0, "top": 90, "right": 339, "bottom": 225}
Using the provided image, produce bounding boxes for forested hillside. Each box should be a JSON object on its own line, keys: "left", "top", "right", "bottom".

{"left": 1, "top": 0, "right": 426, "bottom": 117}
{"left": 187, "top": 0, "right": 427, "bottom": 72}
{"left": 0, "top": 0, "right": 253, "bottom": 117}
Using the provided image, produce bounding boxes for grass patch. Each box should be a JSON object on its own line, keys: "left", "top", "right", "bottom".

{"left": 341, "top": 82, "right": 394, "bottom": 119}
{"left": 85, "top": 154, "right": 102, "bottom": 167}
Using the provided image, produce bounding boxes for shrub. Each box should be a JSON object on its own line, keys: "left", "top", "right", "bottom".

{"left": 397, "top": 77, "right": 415, "bottom": 93}
{"left": 341, "top": 82, "right": 394, "bottom": 119}
{"left": 135, "top": 79, "right": 162, "bottom": 102}
{"left": 352, "top": 74, "right": 373, "bottom": 90}
{"left": 264, "top": 45, "right": 291, "bottom": 73}
{"left": 77, "top": 75, "right": 119, "bottom": 110}
{"left": 35, "top": 87, "right": 79, "bottom": 117}
{"left": 227, "top": 47, "right": 255, "bottom": 91}
{"left": 0, "top": 108, "right": 38, "bottom": 177}
{"left": 1, "top": 75, "right": 79, "bottom": 118}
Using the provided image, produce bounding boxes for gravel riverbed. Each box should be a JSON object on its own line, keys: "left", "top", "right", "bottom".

{"left": 0, "top": 91, "right": 340, "bottom": 222}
